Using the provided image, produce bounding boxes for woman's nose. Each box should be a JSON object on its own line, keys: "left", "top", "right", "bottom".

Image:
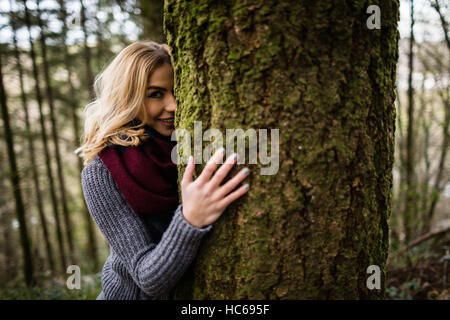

{"left": 165, "top": 93, "right": 176, "bottom": 112}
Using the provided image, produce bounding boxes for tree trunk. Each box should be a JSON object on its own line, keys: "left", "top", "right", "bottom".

{"left": 58, "top": 0, "right": 99, "bottom": 271}
{"left": 425, "top": 0, "right": 450, "bottom": 232}
{"left": 36, "top": 0, "right": 76, "bottom": 264}
{"left": 403, "top": 0, "right": 417, "bottom": 244}
{"left": 418, "top": 78, "right": 430, "bottom": 233}
{"left": 9, "top": 2, "right": 55, "bottom": 274}
{"left": 166, "top": 0, "right": 399, "bottom": 299}
{"left": 390, "top": 85, "right": 404, "bottom": 249}
{"left": 0, "top": 50, "right": 34, "bottom": 286}
{"left": 432, "top": 0, "right": 450, "bottom": 51}
{"left": 94, "top": 0, "right": 105, "bottom": 71}
{"left": 138, "top": 0, "right": 165, "bottom": 42}
{"left": 79, "top": 0, "right": 95, "bottom": 101}
{"left": 0, "top": 143, "right": 18, "bottom": 282}
{"left": 425, "top": 87, "right": 449, "bottom": 231}
{"left": 22, "top": 0, "right": 67, "bottom": 273}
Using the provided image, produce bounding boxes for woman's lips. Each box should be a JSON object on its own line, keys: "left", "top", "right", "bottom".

{"left": 158, "top": 118, "right": 174, "bottom": 128}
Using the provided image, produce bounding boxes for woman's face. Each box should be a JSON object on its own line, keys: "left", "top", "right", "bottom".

{"left": 144, "top": 62, "right": 176, "bottom": 136}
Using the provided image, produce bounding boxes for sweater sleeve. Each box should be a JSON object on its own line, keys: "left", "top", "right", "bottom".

{"left": 81, "top": 157, "right": 212, "bottom": 298}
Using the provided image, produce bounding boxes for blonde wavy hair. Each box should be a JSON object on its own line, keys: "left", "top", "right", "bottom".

{"left": 74, "top": 41, "right": 172, "bottom": 165}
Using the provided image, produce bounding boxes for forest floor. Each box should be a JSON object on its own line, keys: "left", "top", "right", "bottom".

{"left": 1, "top": 236, "right": 449, "bottom": 300}
{"left": 0, "top": 273, "right": 102, "bottom": 300}
{"left": 386, "top": 257, "right": 449, "bottom": 299}
{"left": 386, "top": 232, "right": 449, "bottom": 300}
{"left": 2, "top": 261, "right": 448, "bottom": 300}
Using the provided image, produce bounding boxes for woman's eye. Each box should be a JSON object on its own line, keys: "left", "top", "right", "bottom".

{"left": 148, "top": 91, "right": 162, "bottom": 98}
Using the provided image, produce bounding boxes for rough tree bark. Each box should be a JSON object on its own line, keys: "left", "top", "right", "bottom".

{"left": 165, "top": 0, "right": 399, "bottom": 299}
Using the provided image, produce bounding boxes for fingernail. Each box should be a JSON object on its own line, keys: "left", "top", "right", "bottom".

{"left": 188, "top": 156, "right": 193, "bottom": 164}
{"left": 242, "top": 168, "right": 249, "bottom": 175}
{"left": 243, "top": 184, "right": 249, "bottom": 189}
{"left": 218, "top": 147, "right": 225, "bottom": 154}
{"left": 231, "top": 153, "right": 238, "bottom": 161}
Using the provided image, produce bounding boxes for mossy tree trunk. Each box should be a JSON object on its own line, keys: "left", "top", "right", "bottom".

{"left": 165, "top": 0, "right": 399, "bottom": 299}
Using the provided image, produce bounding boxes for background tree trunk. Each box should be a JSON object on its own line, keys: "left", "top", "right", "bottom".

{"left": 0, "top": 190, "right": 18, "bottom": 284}
{"left": 22, "top": 0, "right": 67, "bottom": 273}
{"left": 0, "top": 143, "right": 19, "bottom": 283}
{"left": 404, "top": 0, "right": 418, "bottom": 244}
{"left": 138, "top": 0, "right": 164, "bottom": 42}
{"left": 424, "top": 0, "right": 450, "bottom": 233}
{"left": 79, "top": 0, "right": 95, "bottom": 101}
{"left": 9, "top": 2, "right": 55, "bottom": 275}
{"left": 0, "top": 51, "right": 34, "bottom": 286}
{"left": 166, "top": 0, "right": 399, "bottom": 299}
{"left": 418, "top": 78, "right": 430, "bottom": 233}
{"left": 58, "top": 0, "right": 99, "bottom": 271}
{"left": 36, "top": 0, "right": 75, "bottom": 264}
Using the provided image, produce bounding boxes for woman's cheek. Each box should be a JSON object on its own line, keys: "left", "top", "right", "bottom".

{"left": 145, "top": 102, "right": 158, "bottom": 118}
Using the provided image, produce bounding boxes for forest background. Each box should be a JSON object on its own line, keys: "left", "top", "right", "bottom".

{"left": 0, "top": 0, "right": 448, "bottom": 299}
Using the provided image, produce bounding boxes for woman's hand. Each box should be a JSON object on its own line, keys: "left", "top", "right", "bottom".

{"left": 180, "top": 148, "right": 250, "bottom": 228}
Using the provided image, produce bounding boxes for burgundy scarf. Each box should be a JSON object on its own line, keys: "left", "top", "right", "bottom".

{"left": 98, "top": 121, "right": 179, "bottom": 216}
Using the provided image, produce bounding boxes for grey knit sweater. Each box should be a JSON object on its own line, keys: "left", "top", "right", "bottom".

{"left": 81, "top": 155, "right": 213, "bottom": 300}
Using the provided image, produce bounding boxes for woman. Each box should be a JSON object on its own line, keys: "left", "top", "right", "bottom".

{"left": 76, "top": 41, "right": 250, "bottom": 300}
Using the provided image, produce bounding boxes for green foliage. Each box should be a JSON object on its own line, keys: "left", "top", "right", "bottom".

{"left": 0, "top": 273, "right": 101, "bottom": 300}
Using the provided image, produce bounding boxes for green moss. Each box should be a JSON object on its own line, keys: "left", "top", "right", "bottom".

{"left": 166, "top": 0, "right": 398, "bottom": 300}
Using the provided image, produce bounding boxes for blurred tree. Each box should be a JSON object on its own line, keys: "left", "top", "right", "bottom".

{"left": 0, "top": 47, "right": 34, "bottom": 286}
{"left": 58, "top": 0, "right": 99, "bottom": 271}
{"left": 80, "top": 0, "right": 95, "bottom": 100}
{"left": 94, "top": 0, "right": 106, "bottom": 70}
{"left": 425, "top": 0, "right": 449, "bottom": 233}
{"left": 138, "top": 0, "right": 164, "bottom": 42}
{"left": 9, "top": 0, "right": 55, "bottom": 275}
{"left": 0, "top": 136, "right": 18, "bottom": 283}
{"left": 22, "top": 0, "right": 68, "bottom": 273}
{"left": 166, "top": 0, "right": 399, "bottom": 299}
{"left": 403, "top": 0, "right": 418, "bottom": 245}
{"left": 36, "top": 0, "right": 76, "bottom": 264}
{"left": 0, "top": 0, "right": 152, "bottom": 288}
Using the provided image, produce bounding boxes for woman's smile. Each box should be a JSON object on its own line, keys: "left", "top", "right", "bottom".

{"left": 157, "top": 117, "right": 175, "bottom": 128}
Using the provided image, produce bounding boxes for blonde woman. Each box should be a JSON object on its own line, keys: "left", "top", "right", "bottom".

{"left": 76, "top": 41, "right": 250, "bottom": 300}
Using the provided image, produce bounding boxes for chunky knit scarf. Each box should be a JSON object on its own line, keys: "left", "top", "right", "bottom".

{"left": 98, "top": 121, "right": 179, "bottom": 216}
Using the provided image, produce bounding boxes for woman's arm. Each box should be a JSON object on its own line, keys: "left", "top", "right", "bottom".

{"left": 81, "top": 157, "right": 212, "bottom": 298}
